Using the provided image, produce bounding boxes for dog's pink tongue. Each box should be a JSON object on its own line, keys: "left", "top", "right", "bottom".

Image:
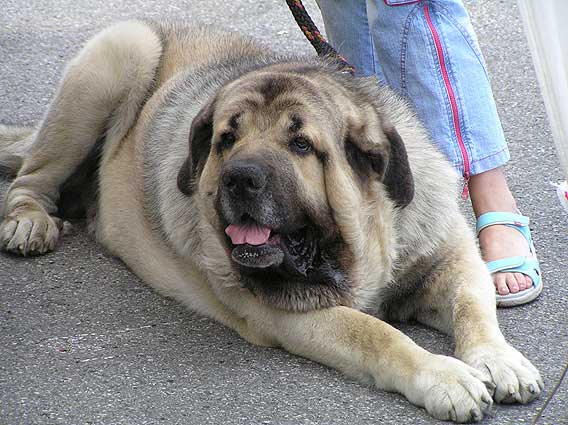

{"left": 225, "top": 223, "right": 271, "bottom": 246}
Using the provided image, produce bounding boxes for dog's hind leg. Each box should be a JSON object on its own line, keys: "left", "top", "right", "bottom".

{"left": 412, "top": 219, "right": 544, "bottom": 406}
{"left": 0, "top": 21, "right": 162, "bottom": 255}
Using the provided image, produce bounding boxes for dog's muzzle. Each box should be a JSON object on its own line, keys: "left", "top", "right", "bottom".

{"left": 221, "top": 160, "right": 269, "bottom": 203}
{"left": 216, "top": 157, "right": 317, "bottom": 274}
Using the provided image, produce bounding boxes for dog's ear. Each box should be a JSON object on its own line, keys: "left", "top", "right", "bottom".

{"left": 177, "top": 99, "right": 215, "bottom": 196}
{"left": 344, "top": 121, "right": 414, "bottom": 208}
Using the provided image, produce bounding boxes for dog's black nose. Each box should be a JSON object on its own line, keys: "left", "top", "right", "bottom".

{"left": 222, "top": 160, "right": 269, "bottom": 199}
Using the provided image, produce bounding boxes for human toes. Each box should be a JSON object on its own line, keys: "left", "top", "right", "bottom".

{"left": 494, "top": 274, "right": 510, "bottom": 295}
{"left": 505, "top": 273, "right": 520, "bottom": 293}
{"left": 513, "top": 272, "right": 531, "bottom": 291}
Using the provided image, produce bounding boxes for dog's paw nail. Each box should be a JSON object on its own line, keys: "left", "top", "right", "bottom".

{"left": 470, "top": 408, "right": 482, "bottom": 421}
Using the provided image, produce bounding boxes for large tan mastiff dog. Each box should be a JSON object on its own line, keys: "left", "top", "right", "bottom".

{"left": 0, "top": 20, "right": 542, "bottom": 422}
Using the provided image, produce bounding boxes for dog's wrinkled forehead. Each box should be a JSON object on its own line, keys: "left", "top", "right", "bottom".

{"left": 215, "top": 72, "right": 333, "bottom": 125}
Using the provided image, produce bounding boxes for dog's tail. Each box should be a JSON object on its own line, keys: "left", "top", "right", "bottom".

{"left": 0, "top": 124, "right": 35, "bottom": 177}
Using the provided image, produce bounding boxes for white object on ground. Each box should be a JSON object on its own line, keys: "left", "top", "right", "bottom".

{"left": 551, "top": 181, "right": 568, "bottom": 215}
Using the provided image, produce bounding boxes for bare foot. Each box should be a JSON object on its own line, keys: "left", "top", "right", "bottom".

{"left": 477, "top": 224, "right": 532, "bottom": 295}
{"left": 468, "top": 167, "right": 533, "bottom": 295}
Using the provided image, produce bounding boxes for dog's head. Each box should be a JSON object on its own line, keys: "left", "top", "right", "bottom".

{"left": 177, "top": 62, "right": 414, "bottom": 311}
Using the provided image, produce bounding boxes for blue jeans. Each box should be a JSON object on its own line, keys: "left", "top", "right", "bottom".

{"left": 315, "top": 0, "right": 509, "bottom": 181}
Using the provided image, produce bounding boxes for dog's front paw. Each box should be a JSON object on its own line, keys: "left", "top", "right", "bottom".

{"left": 0, "top": 209, "right": 62, "bottom": 256}
{"left": 409, "top": 354, "right": 494, "bottom": 423}
{"left": 463, "top": 344, "right": 543, "bottom": 404}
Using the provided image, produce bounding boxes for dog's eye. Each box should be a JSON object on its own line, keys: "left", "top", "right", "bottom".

{"left": 221, "top": 132, "right": 235, "bottom": 144}
{"left": 217, "top": 131, "right": 236, "bottom": 153}
{"left": 290, "top": 137, "right": 313, "bottom": 155}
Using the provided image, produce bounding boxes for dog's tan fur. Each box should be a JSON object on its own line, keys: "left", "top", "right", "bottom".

{"left": 0, "top": 21, "right": 542, "bottom": 422}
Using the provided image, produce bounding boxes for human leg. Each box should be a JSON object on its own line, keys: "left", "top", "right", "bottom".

{"left": 470, "top": 169, "right": 542, "bottom": 305}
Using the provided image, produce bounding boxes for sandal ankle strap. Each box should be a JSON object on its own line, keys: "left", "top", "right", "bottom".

{"left": 476, "top": 212, "right": 529, "bottom": 235}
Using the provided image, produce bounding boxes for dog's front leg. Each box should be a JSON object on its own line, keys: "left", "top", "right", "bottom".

{"left": 251, "top": 305, "right": 493, "bottom": 422}
{"left": 412, "top": 222, "right": 544, "bottom": 406}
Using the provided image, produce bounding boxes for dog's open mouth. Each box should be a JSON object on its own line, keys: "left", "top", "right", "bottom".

{"left": 225, "top": 215, "right": 317, "bottom": 275}
{"left": 220, "top": 212, "right": 350, "bottom": 311}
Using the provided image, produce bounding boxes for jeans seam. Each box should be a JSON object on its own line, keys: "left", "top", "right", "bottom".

{"left": 366, "top": 1, "right": 378, "bottom": 76}
{"left": 399, "top": 3, "right": 423, "bottom": 93}
{"left": 423, "top": 1, "right": 463, "bottom": 173}
{"left": 369, "top": 34, "right": 377, "bottom": 76}
{"left": 433, "top": 2, "right": 490, "bottom": 80}
{"left": 431, "top": 7, "right": 492, "bottom": 172}
{"left": 432, "top": 4, "right": 487, "bottom": 175}
{"left": 384, "top": 0, "right": 422, "bottom": 7}
{"left": 470, "top": 146, "right": 508, "bottom": 165}
{"left": 444, "top": 43, "right": 473, "bottom": 175}
{"left": 427, "top": 1, "right": 475, "bottom": 179}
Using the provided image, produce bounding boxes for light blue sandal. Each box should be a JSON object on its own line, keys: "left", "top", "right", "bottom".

{"left": 476, "top": 212, "right": 543, "bottom": 307}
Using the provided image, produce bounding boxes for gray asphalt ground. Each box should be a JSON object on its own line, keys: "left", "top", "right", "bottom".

{"left": 1, "top": 1, "right": 567, "bottom": 424}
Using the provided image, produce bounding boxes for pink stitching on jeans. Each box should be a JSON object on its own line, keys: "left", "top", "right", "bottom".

{"left": 384, "top": 0, "right": 422, "bottom": 6}
{"left": 424, "top": 2, "right": 471, "bottom": 196}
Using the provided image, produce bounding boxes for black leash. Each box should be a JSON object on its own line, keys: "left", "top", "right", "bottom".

{"left": 285, "top": 0, "right": 355, "bottom": 75}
